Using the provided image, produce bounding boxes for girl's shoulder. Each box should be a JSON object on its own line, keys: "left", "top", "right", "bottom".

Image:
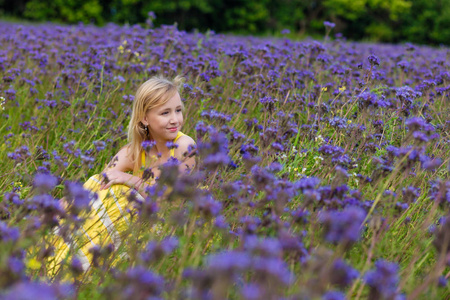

{"left": 174, "top": 133, "right": 196, "bottom": 158}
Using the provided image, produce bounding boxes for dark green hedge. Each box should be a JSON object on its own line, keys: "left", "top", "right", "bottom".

{"left": 1, "top": 0, "right": 450, "bottom": 45}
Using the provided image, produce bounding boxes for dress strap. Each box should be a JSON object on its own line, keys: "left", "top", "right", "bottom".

{"left": 141, "top": 150, "right": 145, "bottom": 167}
{"left": 174, "top": 131, "right": 185, "bottom": 143}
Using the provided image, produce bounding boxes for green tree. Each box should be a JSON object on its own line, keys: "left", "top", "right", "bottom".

{"left": 24, "top": 0, "right": 103, "bottom": 24}
{"left": 140, "top": 0, "right": 214, "bottom": 30}
{"left": 399, "top": 0, "right": 450, "bottom": 45}
{"left": 269, "top": 0, "right": 326, "bottom": 35}
{"left": 2, "top": 0, "right": 450, "bottom": 45}
{"left": 323, "top": 0, "right": 412, "bottom": 42}
{"left": 430, "top": 2, "right": 450, "bottom": 44}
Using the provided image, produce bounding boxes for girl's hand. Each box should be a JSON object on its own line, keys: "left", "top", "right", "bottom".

{"left": 99, "top": 170, "right": 131, "bottom": 190}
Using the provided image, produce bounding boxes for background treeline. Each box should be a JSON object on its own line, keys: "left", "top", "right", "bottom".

{"left": 1, "top": 0, "right": 450, "bottom": 45}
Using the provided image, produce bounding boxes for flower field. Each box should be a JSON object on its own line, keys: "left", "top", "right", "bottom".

{"left": 1, "top": 20, "right": 450, "bottom": 299}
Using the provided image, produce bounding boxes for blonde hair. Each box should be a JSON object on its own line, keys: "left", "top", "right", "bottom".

{"left": 127, "top": 75, "right": 185, "bottom": 173}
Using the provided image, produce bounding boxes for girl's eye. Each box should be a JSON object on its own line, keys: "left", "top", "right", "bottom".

{"left": 176, "top": 109, "right": 182, "bottom": 113}
{"left": 161, "top": 111, "right": 168, "bottom": 115}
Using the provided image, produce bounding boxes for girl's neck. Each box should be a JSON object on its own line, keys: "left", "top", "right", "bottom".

{"left": 152, "top": 137, "right": 170, "bottom": 155}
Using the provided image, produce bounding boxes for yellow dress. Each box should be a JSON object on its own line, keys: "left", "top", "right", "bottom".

{"left": 47, "top": 132, "right": 185, "bottom": 275}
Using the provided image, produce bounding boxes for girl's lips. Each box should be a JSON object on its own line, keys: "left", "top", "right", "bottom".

{"left": 168, "top": 127, "right": 178, "bottom": 132}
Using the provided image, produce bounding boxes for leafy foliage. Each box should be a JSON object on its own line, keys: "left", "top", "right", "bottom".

{"left": 2, "top": 0, "right": 450, "bottom": 44}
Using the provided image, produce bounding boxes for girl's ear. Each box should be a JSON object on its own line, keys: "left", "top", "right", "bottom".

{"left": 141, "top": 117, "right": 149, "bottom": 126}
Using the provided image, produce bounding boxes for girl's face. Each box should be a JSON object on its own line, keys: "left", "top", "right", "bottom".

{"left": 143, "top": 92, "right": 184, "bottom": 142}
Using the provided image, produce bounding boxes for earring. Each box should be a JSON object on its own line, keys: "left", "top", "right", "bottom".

{"left": 144, "top": 125, "right": 149, "bottom": 136}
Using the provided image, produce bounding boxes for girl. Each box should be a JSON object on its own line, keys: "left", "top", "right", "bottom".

{"left": 50, "top": 76, "right": 196, "bottom": 274}
{"left": 97, "top": 75, "right": 196, "bottom": 194}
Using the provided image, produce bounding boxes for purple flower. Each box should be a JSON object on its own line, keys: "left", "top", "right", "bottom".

{"left": 70, "top": 257, "right": 84, "bottom": 275}
{"left": 397, "top": 60, "right": 410, "bottom": 71}
{"left": 240, "top": 143, "right": 259, "bottom": 156}
{"left": 319, "top": 206, "right": 366, "bottom": 245}
{"left": 158, "top": 158, "right": 180, "bottom": 185}
{"left": 121, "top": 266, "right": 165, "bottom": 296}
{"left": 8, "top": 256, "right": 25, "bottom": 275}
{"left": 295, "top": 177, "right": 321, "bottom": 191}
{"left": 241, "top": 283, "right": 261, "bottom": 299}
{"left": 207, "top": 251, "right": 251, "bottom": 274}
{"left": 396, "top": 86, "right": 422, "bottom": 104}
{"left": 406, "top": 117, "right": 427, "bottom": 132}
{"left": 80, "top": 154, "right": 95, "bottom": 167}
{"left": 438, "top": 276, "right": 448, "bottom": 287}
{"left": 123, "top": 95, "right": 135, "bottom": 103}
{"left": 214, "top": 215, "right": 229, "bottom": 229}
{"left": 433, "top": 215, "right": 450, "bottom": 254}
{"left": 322, "top": 290, "right": 346, "bottom": 300}
{"left": 251, "top": 165, "right": 276, "bottom": 190}
{"left": 252, "top": 256, "right": 294, "bottom": 285}
{"left": 198, "top": 130, "right": 230, "bottom": 170}
{"left": 277, "top": 230, "right": 308, "bottom": 261}
{"left": 367, "top": 55, "right": 380, "bottom": 66}
{"left": 271, "top": 142, "right": 284, "bottom": 152}
{"left": 240, "top": 215, "right": 261, "bottom": 235}
{"left": 365, "top": 259, "right": 401, "bottom": 299}
{"left": 93, "top": 140, "right": 106, "bottom": 151}
{"left": 201, "top": 109, "right": 232, "bottom": 124}
{"left": 166, "top": 141, "right": 179, "bottom": 150}
{"left": 268, "top": 162, "right": 283, "bottom": 173}
{"left": 244, "top": 236, "right": 281, "bottom": 257}
{"left": 329, "top": 116, "right": 349, "bottom": 129}
{"left": 357, "top": 91, "right": 388, "bottom": 109}
{"left": 330, "top": 259, "right": 359, "bottom": 287}
{"left": 203, "top": 152, "right": 231, "bottom": 170}
{"left": 7, "top": 146, "right": 32, "bottom": 162}
{"left": 395, "top": 202, "right": 409, "bottom": 211}
{"left": 33, "top": 172, "right": 58, "bottom": 194}
{"left": 412, "top": 131, "right": 428, "bottom": 142}
{"left": 195, "top": 194, "right": 222, "bottom": 218}
{"left": 0, "top": 221, "right": 20, "bottom": 243}
{"left": 428, "top": 179, "right": 450, "bottom": 205}
{"left": 147, "top": 11, "right": 156, "bottom": 19}
{"left": 195, "top": 121, "right": 209, "bottom": 140}
{"left": 114, "top": 75, "right": 125, "bottom": 83}
{"left": 142, "top": 140, "right": 156, "bottom": 152}
{"left": 64, "top": 181, "right": 93, "bottom": 212}
{"left": 421, "top": 157, "right": 442, "bottom": 171}
{"left": 402, "top": 186, "right": 420, "bottom": 203}
{"left": 259, "top": 96, "right": 278, "bottom": 111}
{"left": 141, "top": 237, "right": 179, "bottom": 263}
{"left": 318, "top": 144, "right": 344, "bottom": 156}
{"left": 32, "top": 194, "right": 63, "bottom": 217}
{"left": 2, "top": 282, "right": 74, "bottom": 300}
{"left": 291, "top": 208, "right": 310, "bottom": 224}
{"left": 323, "top": 21, "right": 336, "bottom": 29}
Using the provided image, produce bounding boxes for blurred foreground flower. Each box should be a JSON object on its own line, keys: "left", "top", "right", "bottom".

{"left": 2, "top": 281, "right": 74, "bottom": 300}
{"left": 105, "top": 266, "right": 165, "bottom": 299}
{"left": 319, "top": 206, "right": 366, "bottom": 245}
{"left": 433, "top": 215, "right": 450, "bottom": 255}
{"left": 365, "top": 259, "right": 403, "bottom": 300}
{"left": 185, "top": 236, "right": 293, "bottom": 299}
{"left": 64, "top": 181, "right": 92, "bottom": 214}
